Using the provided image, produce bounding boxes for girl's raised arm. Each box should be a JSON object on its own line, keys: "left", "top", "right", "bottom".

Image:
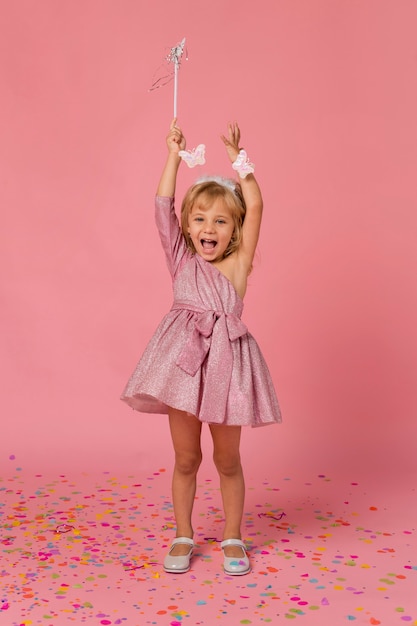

{"left": 221, "top": 123, "right": 263, "bottom": 269}
{"left": 157, "top": 119, "right": 186, "bottom": 197}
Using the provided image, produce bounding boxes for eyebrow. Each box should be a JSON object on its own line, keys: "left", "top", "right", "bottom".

{"left": 192, "top": 207, "right": 231, "bottom": 219}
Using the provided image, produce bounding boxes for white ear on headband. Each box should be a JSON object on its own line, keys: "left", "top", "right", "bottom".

{"left": 195, "top": 175, "right": 237, "bottom": 193}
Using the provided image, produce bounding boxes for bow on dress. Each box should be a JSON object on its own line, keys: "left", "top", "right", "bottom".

{"left": 173, "top": 305, "right": 248, "bottom": 424}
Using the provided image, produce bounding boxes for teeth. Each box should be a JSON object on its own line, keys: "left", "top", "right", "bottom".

{"left": 201, "top": 239, "right": 216, "bottom": 250}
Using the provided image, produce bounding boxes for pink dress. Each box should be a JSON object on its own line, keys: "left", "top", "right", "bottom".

{"left": 120, "top": 196, "right": 281, "bottom": 427}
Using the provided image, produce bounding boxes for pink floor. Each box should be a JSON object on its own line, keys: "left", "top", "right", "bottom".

{"left": 1, "top": 461, "right": 416, "bottom": 626}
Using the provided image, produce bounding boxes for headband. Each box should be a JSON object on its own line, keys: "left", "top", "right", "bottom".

{"left": 194, "top": 175, "right": 237, "bottom": 192}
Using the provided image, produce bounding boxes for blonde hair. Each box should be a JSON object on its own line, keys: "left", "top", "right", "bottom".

{"left": 181, "top": 179, "right": 246, "bottom": 259}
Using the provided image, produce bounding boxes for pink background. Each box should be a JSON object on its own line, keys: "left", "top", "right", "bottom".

{"left": 1, "top": 0, "right": 417, "bottom": 482}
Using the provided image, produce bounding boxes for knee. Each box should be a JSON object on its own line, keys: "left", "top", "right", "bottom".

{"left": 175, "top": 450, "right": 202, "bottom": 476}
{"left": 213, "top": 452, "right": 242, "bottom": 477}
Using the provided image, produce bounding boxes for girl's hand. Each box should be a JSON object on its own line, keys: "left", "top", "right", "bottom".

{"left": 221, "top": 122, "right": 241, "bottom": 163}
{"left": 167, "top": 118, "right": 186, "bottom": 153}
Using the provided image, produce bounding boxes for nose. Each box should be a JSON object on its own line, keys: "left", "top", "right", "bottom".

{"left": 203, "top": 222, "right": 215, "bottom": 233}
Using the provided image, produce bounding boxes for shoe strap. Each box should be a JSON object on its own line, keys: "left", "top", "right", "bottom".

{"left": 171, "top": 536, "right": 194, "bottom": 547}
{"left": 221, "top": 539, "right": 246, "bottom": 549}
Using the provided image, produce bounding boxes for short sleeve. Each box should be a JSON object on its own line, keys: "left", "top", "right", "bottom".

{"left": 155, "top": 195, "right": 190, "bottom": 277}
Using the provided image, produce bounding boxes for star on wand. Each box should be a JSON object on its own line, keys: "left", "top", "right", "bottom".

{"left": 149, "top": 37, "right": 187, "bottom": 118}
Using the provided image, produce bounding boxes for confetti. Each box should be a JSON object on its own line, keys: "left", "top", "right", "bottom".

{"left": 0, "top": 469, "right": 415, "bottom": 625}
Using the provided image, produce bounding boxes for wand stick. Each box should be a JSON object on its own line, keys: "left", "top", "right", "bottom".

{"left": 174, "top": 57, "right": 179, "bottom": 118}
{"left": 170, "top": 38, "right": 186, "bottom": 118}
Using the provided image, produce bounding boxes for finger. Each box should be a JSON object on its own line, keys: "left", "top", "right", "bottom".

{"left": 170, "top": 117, "right": 178, "bottom": 129}
{"left": 229, "top": 123, "right": 239, "bottom": 146}
{"left": 170, "top": 126, "right": 182, "bottom": 140}
{"left": 233, "top": 122, "right": 240, "bottom": 143}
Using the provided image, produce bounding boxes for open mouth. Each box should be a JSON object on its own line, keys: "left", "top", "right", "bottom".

{"left": 201, "top": 239, "right": 217, "bottom": 251}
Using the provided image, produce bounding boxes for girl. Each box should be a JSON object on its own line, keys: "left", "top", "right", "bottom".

{"left": 121, "top": 119, "right": 281, "bottom": 575}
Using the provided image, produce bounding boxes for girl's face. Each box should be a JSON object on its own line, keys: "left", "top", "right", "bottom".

{"left": 187, "top": 197, "right": 235, "bottom": 263}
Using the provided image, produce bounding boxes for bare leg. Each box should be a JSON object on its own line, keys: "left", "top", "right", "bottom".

{"left": 209, "top": 424, "right": 246, "bottom": 558}
{"left": 168, "top": 408, "right": 202, "bottom": 556}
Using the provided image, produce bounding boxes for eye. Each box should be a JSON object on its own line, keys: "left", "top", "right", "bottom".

{"left": 194, "top": 216, "right": 204, "bottom": 222}
{"left": 216, "top": 219, "right": 226, "bottom": 225}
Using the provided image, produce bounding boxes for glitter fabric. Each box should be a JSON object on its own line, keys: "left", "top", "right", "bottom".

{"left": 120, "top": 196, "right": 281, "bottom": 427}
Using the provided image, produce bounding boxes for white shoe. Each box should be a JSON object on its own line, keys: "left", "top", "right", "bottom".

{"left": 163, "top": 537, "right": 194, "bottom": 574}
{"left": 221, "top": 539, "right": 251, "bottom": 575}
